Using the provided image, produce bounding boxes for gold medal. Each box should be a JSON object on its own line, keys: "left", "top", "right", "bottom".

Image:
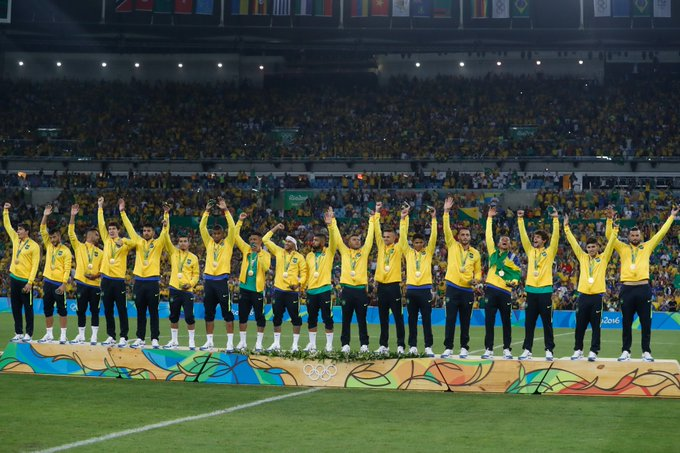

{"left": 533, "top": 271, "right": 539, "bottom": 277}
{"left": 415, "top": 271, "right": 421, "bottom": 278}
{"left": 212, "top": 262, "right": 217, "bottom": 268}
{"left": 177, "top": 273, "right": 184, "bottom": 279}
{"left": 498, "top": 270, "right": 505, "bottom": 277}
{"left": 460, "top": 267, "right": 466, "bottom": 273}
{"left": 143, "top": 260, "right": 149, "bottom": 266}
{"left": 109, "top": 259, "right": 115, "bottom": 265}
{"left": 630, "top": 264, "right": 636, "bottom": 270}
{"left": 350, "top": 271, "right": 356, "bottom": 278}
{"left": 384, "top": 265, "right": 391, "bottom": 272}
{"left": 14, "top": 260, "right": 19, "bottom": 266}
{"left": 283, "top": 272, "right": 289, "bottom": 278}
{"left": 87, "top": 263, "right": 93, "bottom": 269}
{"left": 313, "top": 272, "right": 319, "bottom": 278}
{"left": 588, "top": 277, "right": 594, "bottom": 284}
{"left": 248, "top": 270, "right": 254, "bottom": 277}
{"left": 50, "top": 265, "right": 55, "bottom": 271}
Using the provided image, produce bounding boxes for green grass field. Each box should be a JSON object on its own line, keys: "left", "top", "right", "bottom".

{"left": 1, "top": 313, "right": 679, "bottom": 452}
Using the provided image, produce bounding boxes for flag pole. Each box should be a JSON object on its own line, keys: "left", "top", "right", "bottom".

{"left": 101, "top": 0, "right": 106, "bottom": 23}
{"left": 339, "top": 0, "right": 344, "bottom": 29}
{"left": 220, "top": 0, "right": 225, "bottom": 26}
{"left": 579, "top": 0, "right": 584, "bottom": 30}
{"left": 459, "top": 0, "right": 463, "bottom": 29}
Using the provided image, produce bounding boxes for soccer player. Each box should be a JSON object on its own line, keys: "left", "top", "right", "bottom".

{"left": 606, "top": 205, "right": 679, "bottom": 362}
{"left": 517, "top": 207, "right": 559, "bottom": 361}
{"left": 400, "top": 204, "right": 437, "bottom": 357}
{"left": 303, "top": 209, "right": 337, "bottom": 353}
{"left": 234, "top": 213, "right": 271, "bottom": 352}
{"left": 160, "top": 212, "right": 200, "bottom": 350}
{"left": 120, "top": 198, "right": 169, "bottom": 349}
{"left": 263, "top": 223, "right": 308, "bottom": 352}
{"left": 37, "top": 204, "right": 72, "bottom": 345}
{"left": 441, "top": 197, "right": 482, "bottom": 359}
{"left": 97, "top": 196, "right": 133, "bottom": 347}
{"left": 481, "top": 205, "right": 521, "bottom": 360}
{"left": 3, "top": 202, "right": 40, "bottom": 342}
{"left": 198, "top": 197, "right": 242, "bottom": 351}
{"left": 330, "top": 208, "right": 375, "bottom": 353}
{"left": 373, "top": 201, "right": 408, "bottom": 355}
{"left": 564, "top": 214, "right": 618, "bottom": 362}
{"left": 68, "top": 204, "right": 104, "bottom": 345}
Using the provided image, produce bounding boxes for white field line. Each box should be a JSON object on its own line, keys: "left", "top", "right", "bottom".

{"left": 34, "top": 387, "right": 321, "bottom": 453}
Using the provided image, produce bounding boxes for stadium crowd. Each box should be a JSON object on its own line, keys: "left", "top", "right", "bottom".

{"left": 2, "top": 74, "right": 680, "bottom": 161}
{"left": 2, "top": 172, "right": 678, "bottom": 313}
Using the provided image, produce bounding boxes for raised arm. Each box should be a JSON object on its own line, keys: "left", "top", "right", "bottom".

{"left": 373, "top": 201, "right": 384, "bottom": 248}
{"left": 547, "top": 213, "right": 560, "bottom": 260}
{"left": 219, "top": 198, "right": 242, "bottom": 244}
{"left": 398, "top": 207, "right": 410, "bottom": 254}
{"left": 119, "top": 199, "right": 140, "bottom": 243}
{"left": 517, "top": 210, "right": 531, "bottom": 253}
{"left": 97, "top": 197, "right": 108, "bottom": 242}
{"left": 330, "top": 218, "right": 348, "bottom": 254}
{"left": 40, "top": 204, "right": 52, "bottom": 246}
{"left": 563, "top": 215, "right": 585, "bottom": 261}
{"left": 3, "top": 203, "right": 17, "bottom": 241}
{"left": 602, "top": 225, "right": 619, "bottom": 262}
{"left": 324, "top": 208, "right": 337, "bottom": 255}
{"left": 159, "top": 212, "right": 174, "bottom": 255}
{"left": 68, "top": 204, "right": 81, "bottom": 249}
{"left": 199, "top": 201, "right": 214, "bottom": 248}
{"left": 262, "top": 223, "right": 284, "bottom": 256}
{"left": 427, "top": 210, "right": 438, "bottom": 256}
{"left": 485, "top": 207, "right": 497, "bottom": 256}
{"left": 362, "top": 215, "right": 375, "bottom": 254}
{"left": 646, "top": 207, "right": 679, "bottom": 251}
{"left": 234, "top": 212, "right": 250, "bottom": 255}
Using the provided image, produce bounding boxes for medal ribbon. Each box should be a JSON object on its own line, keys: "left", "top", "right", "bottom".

{"left": 109, "top": 240, "right": 121, "bottom": 262}
{"left": 142, "top": 239, "right": 154, "bottom": 262}
{"left": 384, "top": 247, "right": 395, "bottom": 268}
{"left": 86, "top": 244, "right": 95, "bottom": 266}
{"left": 460, "top": 246, "right": 469, "bottom": 271}
{"left": 533, "top": 248, "right": 545, "bottom": 274}
{"left": 629, "top": 245, "right": 638, "bottom": 266}
{"left": 415, "top": 250, "right": 425, "bottom": 272}
{"left": 15, "top": 239, "right": 28, "bottom": 262}
{"left": 350, "top": 251, "right": 361, "bottom": 271}
{"left": 588, "top": 256, "right": 596, "bottom": 280}
{"left": 248, "top": 252, "right": 258, "bottom": 274}
{"left": 314, "top": 251, "right": 324, "bottom": 272}
{"left": 178, "top": 251, "right": 188, "bottom": 274}
{"left": 213, "top": 240, "right": 223, "bottom": 265}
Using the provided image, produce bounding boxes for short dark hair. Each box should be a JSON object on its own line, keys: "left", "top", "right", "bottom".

{"left": 107, "top": 222, "right": 120, "bottom": 230}
{"left": 249, "top": 232, "right": 262, "bottom": 238}
{"left": 211, "top": 224, "right": 224, "bottom": 232}
{"left": 382, "top": 227, "right": 395, "bottom": 234}
{"left": 534, "top": 230, "right": 549, "bottom": 242}
{"left": 86, "top": 227, "right": 98, "bottom": 234}
{"left": 457, "top": 227, "right": 471, "bottom": 235}
{"left": 17, "top": 223, "right": 30, "bottom": 231}
{"left": 630, "top": 226, "right": 640, "bottom": 232}
{"left": 48, "top": 228, "right": 61, "bottom": 236}
{"left": 314, "top": 232, "right": 328, "bottom": 242}
{"left": 412, "top": 233, "right": 425, "bottom": 241}
{"left": 586, "top": 237, "right": 599, "bottom": 246}
{"left": 142, "top": 223, "right": 154, "bottom": 230}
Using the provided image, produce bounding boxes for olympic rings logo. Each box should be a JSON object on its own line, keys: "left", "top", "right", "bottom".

{"left": 303, "top": 364, "right": 338, "bottom": 382}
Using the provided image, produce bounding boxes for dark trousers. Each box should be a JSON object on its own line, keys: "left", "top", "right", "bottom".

{"left": 238, "top": 288, "right": 265, "bottom": 328}
{"left": 204, "top": 278, "right": 233, "bottom": 322}
{"left": 273, "top": 290, "right": 302, "bottom": 327}
{"left": 307, "top": 290, "right": 333, "bottom": 331}
{"left": 340, "top": 286, "right": 369, "bottom": 347}
{"left": 43, "top": 280, "right": 67, "bottom": 318}
{"left": 443, "top": 285, "right": 474, "bottom": 350}
{"left": 574, "top": 293, "right": 603, "bottom": 353}
{"left": 134, "top": 279, "right": 160, "bottom": 341}
{"left": 169, "top": 288, "right": 195, "bottom": 325}
{"left": 484, "top": 286, "right": 513, "bottom": 351}
{"left": 620, "top": 284, "right": 653, "bottom": 354}
{"left": 76, "top": 283, "right": 101, "bottom": 328}
{"left": 377, "top": 282, "right": 405, "bottom": 348}
{"left": 522, "top": 292, "right": 554, "bottom": 352}
{"left": 10, "top": 276, "right": 33, "bottom": 336}
{"left": 406, "top": 288, "right": 433, "bottom": 348}
{"left": 101, "top": 277, "right": 129, "bottom": 340}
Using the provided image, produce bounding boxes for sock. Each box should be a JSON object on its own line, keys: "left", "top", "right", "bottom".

{"left": 274, "top": 332, "right": 281, "bottom": 345}
{"left": 188, "top": 330, "right": 195, "bottom": 344}
{"left": 91, "top": 326, "right": 99, "bottom": 339}
{"left": 239, "top": 331, "right": 247, "bottom": 343}
{"left": 256, "top": 332, "right": 264, "bottom": 348}
{"left": 207, "top": 334, "right": 214, "bottom": 344}
{"left": 326, "top": 333, "right": 333, "bottom": 349}
{"left": 292, "top": 333, "right": 300, "bottom": 348}
{"left": 78, "top": 327, "right": 85, "bottom": 336}
{"left": 171, "top": 328, "right": 178, "bottom": 343}
{"left": 46, "top": 327, "right": 53, "bottom": 337}
{"left": 308, "top": 332, "right": 317, "bottom": 346}
{"left": 226, "top": 333, "right": 234, "bottom": 348}
{"left": 60, "top": 328, "right": 67, "bottom": 339}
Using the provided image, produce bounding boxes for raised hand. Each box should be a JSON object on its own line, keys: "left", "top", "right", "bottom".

{"left": 43, "top": 204, "right": 53, "bottom": 216}
{"left": 605, "top": 205, "right": 615, "bottom": 219}
{"left": 375, "top": 201, "right": 383, "bottom": 212}
{"left": 488, "top": 206, "right": 497, "bottom": 218}
{"left": 274, "top": 223, "right": 285, "bottom": 232}
{"left": 443, "top": 197, "right": 454, "bottom": 213}
{"left": 549, "top": 206, "right": 558, "bottom": 218}
{"left": 71, "top": 204, "right": 79, "bottom": 216}
{"left": 563, "top": 214, "right": 569, "bottom": 227}
{"left": 672, "top": 205, "right": 680, "bottom": 217}
{"left": 323, "top": 209, "right": 333, "bottom": 225}
{"left": 97, "top": 197, "right": 104, "bottom": 208}
{"left": 3, "top": 202, "right": 11, "bottom": 210}
{"left": 217, "top": 197, "right": 227, "bottom": 211}
{"left": 428, "top": 206, "right": 437, "bottom": 218}
{"left": 118, "top": 198, "right": 125, "bottom": 212}
{"left": 516, "top": 209, "right": 524, "bottom": 218}
{"left": 239, "top": 212, "right": 248, "bottom": 221}
{"left": 400, "top": 206, "right": 410, "bottom": 219}
{"left": 162, "top": 201, "right": 171, "bottom": 213}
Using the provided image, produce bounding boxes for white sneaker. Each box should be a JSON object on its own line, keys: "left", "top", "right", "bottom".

{"left": 518, "top": 349, "right": 532, "bottom": 360}
{"left": 571, "top": 350, "right": 583, "bottom": 361}
{"left": 545, "top": 350, "right": 554, "bottom": 362}
{"left": 503, "top": 349, "right": 513, "bottom": 360}
{"left": 38, "top": 334, "right": 54, "bottom": 344}
{"left": 374, "top": 346, "right": 388, "bottom": 355}
{"left": 236, "top": 341, "right": 247, "bottom": 351}
{"left": 325, "top": 344, "right": 333, "bottom": 352}
{"left": 441, "top": 349, "right": 453, "bottom": 358}
{"left": 102, "top": 336, "right": 116, "bottom": 346}
{"left": 22, "top": 334, "right": 32, "bottom": 343}
{"left": 409, "top": 346, "right": 418, "bottom": 355}
{"left": 151, "top": 339, "right": 160, "bottom": 349}
{"left": 587, "top": 351, "right": 597, "bottom": 362}
{"left": 163, "top": 340, "right": 179, "bottom": 350}
{"left": 226, "top": 343, "right": 235, "bottom": 353}
{"left": 130, "top": 339, "right": 145, "bottom": 349}
{"left": 290, "top": 345, "right": 299, "bottom": 353}
{"left": 459, "top": 348, "right": 469, "bottom": 359}
{"left": 11, "top": 334, "right": 23, "bottom": 342}
{"left": 424, "top": 347, "right": 435, "bottom": 357}
{"left": 481, "top": 349, "right": 494, "bottom": 359}
{"left": 189, "top": 339, "right": 196, "bottom": 350}
{"left": 617, "top": 351, "right": 630, "bottom": 362}
{"left": 359, "top": 345, "right": 369, "bottom": 353}
{"left": 642, "top": 352, "right": 654, "bottom": 363}
{"left": 341, "top": 344, "right": 351, "bottom": 353}
{"left": 90, "top": 334, "right": 98, "bottom": 346}
{"left": 70, "top": 334, "right": 85, "bottom": 345}
{"left": 266, "top": 342, "right": 280, "bottom": 352}
{"left": 397, "top": 346, "right": 405, "bottom": 355}
{"left": 200, "top": 340, "right": 215, "bottom": 351}
{"left": 254, "top": 344, "right": 262, "bottom": 353}
{"left": 59, "top": 336, "right": 68, "bottom": 345}
{"left": 117, "top": 338, "right": 128, "bottom": 348}
{"left": 303, "top": 342, "right": 317, "bottom": 353}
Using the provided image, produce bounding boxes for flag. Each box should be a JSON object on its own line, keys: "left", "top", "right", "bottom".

{"left": 154, "top": 0, "right": 173, "bottom": 13}
{"left": 196, "top": 0, "right": 214, "bottom": 13}
{"left": 471, "top": 0, "right": 489, "bottom": 18}
{"left": 232, "top": 0, "right": 248, "bottom": 13}
{"left": 653, "top": 0, "right": 671, "bottom": 17}
{"left": 489, "top": 248, "right": 522, "bottom": 283}
{"left": 612, "top": 0, "right": 629, "bottom": 16}
{"left": 511, "top": 0, "right": 529, "bottom": 17}
{"left": 351, "top": 0, "right": 369, "bottom": 16}
{"left": 370, "top": 0, "right": 389, "bottom": 16}
{"left": 175, "top": 0, "right": 194, "bottom": 13}
{"left": 252, "top": 0, "right": 268, "bottom": 14}
{"left": 433, "top": 0, "right": 452, "bottom": 17}
{"left": 393, "top": 0, "right": 410, "bottom": 16}
{"left": 273, "top": 0, "right": 290, "bottom": 14}
{"left": 136, "top": 0, "right": 154, "bottom": 11}
{"left": 458, "top": 207, "right": 480, "bottom": 221}
{"left": 632, "top": 0, "right": 651, "bottom": 16}
{"left": 412, "top": 0, "right": 431, "bottom": 16}
{"left": 295, "top": 0, "right": 312, "bottom": 14}
{"left": 491, "top": 0, "right": 508, "bottom": 17}
{"left": 314, "top": 0, "right": 332, "bottom": 16}
{"left": 593, "top": 0, "right": 610, "bottom": 17}
{"left": 115, "top": 0, "right": 134, "bottom": 12}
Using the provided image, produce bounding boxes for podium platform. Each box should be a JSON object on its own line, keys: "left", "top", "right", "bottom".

{"left": 1, "top": 342, "right": 678, "bottom": 398}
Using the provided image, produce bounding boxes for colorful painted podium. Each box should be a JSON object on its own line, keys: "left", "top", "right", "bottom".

{"left": 1, "top": 342, "right": 678, "bottom": 398}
